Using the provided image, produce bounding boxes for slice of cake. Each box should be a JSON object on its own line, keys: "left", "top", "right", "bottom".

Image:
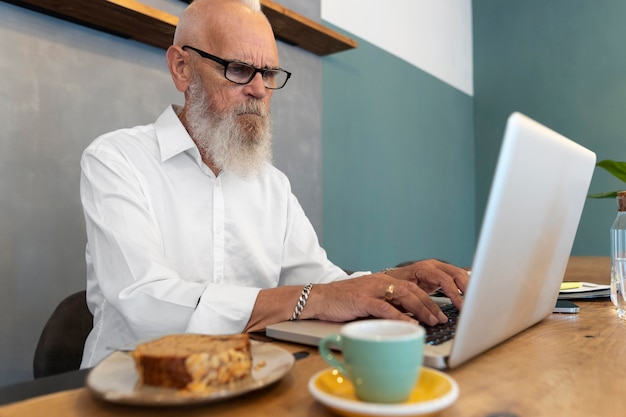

{"left": 131, "top": 333, "right": 252, "bottom": 392}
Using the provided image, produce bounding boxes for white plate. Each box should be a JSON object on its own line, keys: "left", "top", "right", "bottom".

{"left": 308, "top": 367, "right": 459, "bottom": 417}
{"left": 87, "top": 341, "right": 295, "bottom": 405}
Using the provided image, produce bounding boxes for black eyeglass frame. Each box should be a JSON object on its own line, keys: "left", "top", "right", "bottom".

{"left": 182, "top": 45, "right": 291, "bottom": 90}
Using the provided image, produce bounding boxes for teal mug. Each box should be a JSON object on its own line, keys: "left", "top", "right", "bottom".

{"left": 319, "top": 320, "right": 425, "bottom": 403}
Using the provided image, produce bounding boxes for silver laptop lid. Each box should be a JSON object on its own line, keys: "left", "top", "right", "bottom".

{"left": 447, "top": 112, "right": 596, "bottom": 368}
{"left": 265, "top": 112, "right": 596, "bottom": 370}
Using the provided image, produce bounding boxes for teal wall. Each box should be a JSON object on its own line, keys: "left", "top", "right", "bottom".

{"left": 473, "top": 0, "right": 626, "bottom": 256}
{"left": 321, "top": 33, "right": 475, "bottom": 272}
{"left": 322, "top": 0, "right": 626, "bottom": 268}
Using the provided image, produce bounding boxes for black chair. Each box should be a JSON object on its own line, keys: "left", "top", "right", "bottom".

{"left": 33, "top": 290, "right": 93, "bottom": 378}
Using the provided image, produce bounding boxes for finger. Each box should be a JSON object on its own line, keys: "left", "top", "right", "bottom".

{"left": 391, "top": 282, "right": 447, "bottom": 325}
{"left": 423, "top": 263, "right": 468, "bottom": 309}
{"left": 437, "top": 264, "right": 470, "bottom": 293}
{"left": 439, "top": 283, "right": 464, "bottom": 310}
{"left": 360, "top": 297, "right": 419, "bottom": 323}
{"left": 431, "top": 271, "right": 464, "bottom": 310}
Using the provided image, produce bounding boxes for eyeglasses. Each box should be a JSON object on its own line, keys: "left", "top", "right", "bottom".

{"left": 182, "top": 45, "right": 291, "bottom": 90}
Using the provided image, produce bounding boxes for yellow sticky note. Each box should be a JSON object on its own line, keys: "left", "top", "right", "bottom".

{"left": 560, "top": 282, "right": 582, "bottom": 291}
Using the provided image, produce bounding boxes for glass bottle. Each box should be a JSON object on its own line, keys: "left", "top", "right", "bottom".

{"left": 610, "top": 191, "right": 626, "bottom": 318}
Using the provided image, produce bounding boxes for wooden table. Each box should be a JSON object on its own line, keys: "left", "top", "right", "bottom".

{"left": 0, "top": 257, "right": 623, "bottom": 417}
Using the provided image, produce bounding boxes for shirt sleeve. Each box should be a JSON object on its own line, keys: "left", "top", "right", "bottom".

{"left": 279, "top": 191, "right": 370, "bottom": 285}
{"left": 185, "top": 284, "right": 260, "bottom": 334}
{"left": 81, "top": 142, "right": 211, "bottom": 339}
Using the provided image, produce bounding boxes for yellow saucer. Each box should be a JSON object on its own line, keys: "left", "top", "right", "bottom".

{"left": 308, "top": 367, "right": 458, "bottom": 417}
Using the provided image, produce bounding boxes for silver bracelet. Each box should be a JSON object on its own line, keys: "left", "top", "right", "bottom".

{"left": 379, "top": 267, "right": 397, "bottom": 275}
{"left": 289, "top": 283, "right": 313, "bottom": 321}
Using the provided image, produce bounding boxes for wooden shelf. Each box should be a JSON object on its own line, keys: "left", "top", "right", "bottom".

{"left": 260, "top": 0, "right": 357, "bottom": 56}
{"left": 1, "top": 0, "right": 357, "bottom": 56}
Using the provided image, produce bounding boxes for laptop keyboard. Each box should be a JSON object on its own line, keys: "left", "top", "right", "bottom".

{"left": 423, "top": 304, "right": 460, "bottom": 345}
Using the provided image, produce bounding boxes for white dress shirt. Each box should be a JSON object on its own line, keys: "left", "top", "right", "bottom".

{"left": 80, "top": 105, "right": 358, "bottom": 367}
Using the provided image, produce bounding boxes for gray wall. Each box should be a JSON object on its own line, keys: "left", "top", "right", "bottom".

{"left": 0, "top": 0, "right": 322, "bottom": 386}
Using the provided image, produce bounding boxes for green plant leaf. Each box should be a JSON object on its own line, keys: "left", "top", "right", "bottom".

{"left": 588, "top": 191, "right": 619, "bottom": 199}
{"left": 596, "top": 160, "right": 626, "bottom": 183}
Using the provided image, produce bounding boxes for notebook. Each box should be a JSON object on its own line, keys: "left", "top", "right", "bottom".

{"left": 266, "top": 112, "right": 596, "bottom": 369}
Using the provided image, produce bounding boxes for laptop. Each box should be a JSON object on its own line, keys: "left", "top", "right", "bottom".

{"left": 266, "top": 112, "right": 596, "bottom": 369}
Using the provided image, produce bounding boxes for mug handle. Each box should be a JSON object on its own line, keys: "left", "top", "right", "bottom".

{"left": 319, "top": 333, "right": 347, "bottom": 375}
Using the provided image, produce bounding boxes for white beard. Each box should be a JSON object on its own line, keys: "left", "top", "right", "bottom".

{"left": 185, "top": 74, "right": 273, "bottom": 180}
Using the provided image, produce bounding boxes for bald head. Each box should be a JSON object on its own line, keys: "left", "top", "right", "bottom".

{"left": 174, "top": 0, "right": 269, "bottom": 48}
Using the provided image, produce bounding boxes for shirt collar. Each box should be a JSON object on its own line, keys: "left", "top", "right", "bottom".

{"left": 155, "top": 105, "right": 201, "bottom": 163}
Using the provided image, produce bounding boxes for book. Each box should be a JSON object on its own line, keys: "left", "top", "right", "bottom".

{"left": 558, "top": 281, "right": 610, "bottom": 300}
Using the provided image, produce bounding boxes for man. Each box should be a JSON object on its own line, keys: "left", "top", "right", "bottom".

{"left": 80, "top": 0, "right": 468, "bottom": 368}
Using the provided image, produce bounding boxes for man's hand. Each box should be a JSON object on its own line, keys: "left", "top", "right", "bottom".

{"left": 386, "top": 259, "right": 469, "bottom": 310}
{"left": 301, "top": 259, "right": 468, "bottom": 327}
